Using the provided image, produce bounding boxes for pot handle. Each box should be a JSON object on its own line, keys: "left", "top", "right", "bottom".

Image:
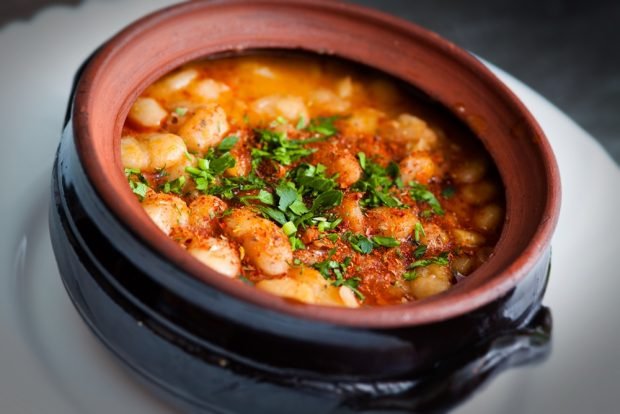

{"left": 339, "top": 306, "right": 552, "bottom": 413}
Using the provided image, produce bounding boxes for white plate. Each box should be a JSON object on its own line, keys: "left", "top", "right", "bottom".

{"left": 1, "top": 1, "right": 619, "bottom": 413}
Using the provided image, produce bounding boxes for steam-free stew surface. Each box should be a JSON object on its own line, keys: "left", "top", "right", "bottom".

{"left": 121, "top": 54, "right": 505, "bottom": 307}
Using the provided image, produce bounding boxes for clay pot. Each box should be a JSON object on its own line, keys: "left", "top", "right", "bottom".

{"left": 50, "top": 1, "right": 560, "bottom": 412}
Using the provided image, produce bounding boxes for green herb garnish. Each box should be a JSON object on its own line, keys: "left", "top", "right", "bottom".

{"left": 275, "top": 183, "right": 298, "bottom": 212}
{"left": 403, "top": 252, "right": 450, "bottom": 281}
{"left": 256, "top": 206, "right": 288, "bottom": 225}
{"left": 289, "top": 236, "right": 306, "bottom": 250}
{"left": 306, "top": 115, "right": 342, "bottom": 137}
{"left": 311, "top": 189, "right": 343, "bottom": 212}
{"left": 414, "top": 222, "right": 425, "bottom": 243}
{"left": 125, "top": 168, "right": 150, "bottom": 200}
{"left": 312, "top": 250, "right": 364, "bottom": 300}
{"left": 371, "top": 235, "right": 401, "bottom": 248}
{"left": 282, "top": 221, "right": 297, "bottom": 236}
{"left": 239, "top": 189, "right": 274, "bottom": 206}
{"left": 409, "top": 182, "right": 444, "bottom": 216}
{"left": 161, "top": 175, "right": 186, "bottom": 195}
{"left": 343, "top": 232, "right": 374, "bottom": 254}
{"left": 296, "top": 115, "right": 306, "bottom": 130}
{"left": 413, "top": 244, "right": 427, "bottom": 259}
{"left": 252, "top": 129, "right": 321, "bottom": 166}
{"left": 352, "top": 152, "right": 402, "bottom": 208}
{"left": 218, "top": 135, "right": 239, "bottom": 151}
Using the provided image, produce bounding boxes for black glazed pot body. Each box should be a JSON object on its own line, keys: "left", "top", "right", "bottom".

{"left": 50, "top": 98, "right": 552, "bottom": 413}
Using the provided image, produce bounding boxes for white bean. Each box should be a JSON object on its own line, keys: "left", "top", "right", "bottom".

{"left": 178, "top": 104, "right": 230, "bottom": 153}
{"left": 314, "top": 144, "right": 362, "bottom": 188}
{"left": 366, "top": 207, "right": 418, "bottom": 240}
{"left": 221, "top": 208, "right": 292, "bottom": 276}
{"left": 399, "top": 152, "right": 439, "bottom": 184}
{"left": 120, "top": 136, "right": 149, "bottom": 170}
{"left": 128, "top": 97, "right": 168, "bottom": 128}
{"left": 336, "top": 76, "right": 353, "bottom": 98}
{"left": 161, "top": 68, "right": 198, "bottom": 92}
{"left": 145, "top": 133, "right": 187, "bottom": 171}
{"left": 188, "top": 237, "right": 240, "bottom": 278}
{"left": 344, "top": 107, "right": 384, "bottom": 135}
{"left": 250, "top": 94, "right": 309, "bottom": 122}
{"left": 473, "top": 204, "right": 504, "bottom": 233}
{"left": 452, "top": 158, "right": 487, "bottom": 184}
{"left": 335, "top": 193, "right": 366, "bottom": 233}
{"left": 409, "top": 264, "right": 452, "bottom": 300}
{"left": 419, "top": 223, "right": 449, "bottom": 253}
{"left": 452, "top": 255, "right": 475, "bottom": 275}
{"left": 460, "top": 180, "right": 499, "bottom": 205}
{"left": 386, "top": 114, "right": 439, "bottom": 152}
{"left": 256, "top": 266, "right": 352, "bottom": 306}
{"left": 191, "top": 78, "right": 230, "bottom": 101}
{"left": 309, "top": 88, "right": 350, "bottom": 113}
{"left": 141, "top": 192, "right": 189, "bottom": 235}
{"left": 189, "top": 195, "right": 228, "bottom": 234}
{"left": 452, "top": 228, "right": 486, "bottom": 247}
{"left": 339, "top": 286, "right": 360, "bottom": 308}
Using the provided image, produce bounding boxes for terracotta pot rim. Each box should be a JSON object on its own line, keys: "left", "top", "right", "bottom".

{"left": 72, "top": 0, "right": 561, "bottom": 328}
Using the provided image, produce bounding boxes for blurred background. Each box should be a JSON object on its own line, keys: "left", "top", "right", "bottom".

{"left": 1, "top": 2, "right": 618, "bottom": 414}
{"left": 1, "top": 0, "right": 618, "bottom": 163}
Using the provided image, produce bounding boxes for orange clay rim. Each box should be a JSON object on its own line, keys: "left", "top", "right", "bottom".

{"left": 72, "top": 0, "right": 561, "bottom": 328}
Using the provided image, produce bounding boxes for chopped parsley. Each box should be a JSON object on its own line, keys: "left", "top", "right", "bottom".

{"left": 313, "top": 216, "right": 342, "bottom": 232}
{"left": 343, "top": 232, "right": 374, "bottom": 254}
{"left": 311, "top": 190, "right": 343, "bottom": 212}
{"left": 342, "top": 233, "right": 401, "bottom": 254}
{"left": 217, "top": 135, "right": 239, "bottom": 151}
{"left": 352, "top": 152, "right": 402, "bottom": 208}
{"left": 306, "top": 115, "right": 342, "bottom": 137}
{"left": 414, "top": 222, "right": 425, "bottom": 243}
{"left": 252, "top": 162, "right": 344, "bottom": 238}
{"left": 186, "top": 150, "right": 236, "bottom": 192}
{"left": 403, "top": 252, "right": 450, "bottom": 281}
{"left": 252, "top": 128, "right": 323, "bottom": 166}
{"left": 185, "top": 120, "right": 344, "bottom": 236}
{"left": 289, "top": 236, "right": 306, "bottom": 251}
{"left": 276, "top": 183, "right": 298, "bottom": 212}
{"left": 125, "top": 168, "right": 150, "bottom": 200}
{"left": 332, "top": 276, "right": 364, "bottom": 301}
{"left": 185, "top": 135, "right": 266, "bottom": 199}
{"left": 409, "top": 182, "right": 444, "bottom": 216}
{"left": 313, "top": 249, "right": 364, "bottom": 300}
{"left": 239, "top": 189, "right": 274, "bottom": 206}
{"left": 161, "top": 175, "right": 186, "bottom": 195}
{"left": 256, "top": 206, "right": 287, "bottom": 225}
{"left": 370, "top": 235, "right": 401, "bottom": 248}
{"left": 281, "top": 221, "right": 297, "bottom": 236}
{"left": 296, "top": 115, "right": 306, "bottom": 130}
{"left": 174, "top": 107, "right": 188, "bottom": 116}
{"left": 413, "top": 244, "right": 427, "bottom": 259}
{"left": 290, "top": 163, "right": 337, "bottom": 195}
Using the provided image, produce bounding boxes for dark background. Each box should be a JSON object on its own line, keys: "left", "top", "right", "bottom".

{"left": 2, "top": 0, "right": 618, "bottom": 163}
